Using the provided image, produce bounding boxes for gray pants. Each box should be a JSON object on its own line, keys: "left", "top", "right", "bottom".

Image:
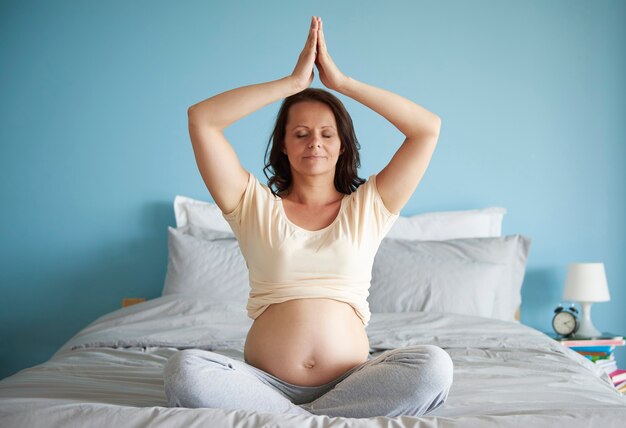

{"left": 163, "top": 345, "right": 453, "bottom": 419}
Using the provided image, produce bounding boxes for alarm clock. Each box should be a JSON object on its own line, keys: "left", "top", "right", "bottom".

{"left": 552, "top": 304, "right": 579, "bottom": 337}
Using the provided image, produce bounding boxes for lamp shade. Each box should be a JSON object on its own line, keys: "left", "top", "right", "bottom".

{"left": 562, "top": 263, "right": 610, "bottom": 302}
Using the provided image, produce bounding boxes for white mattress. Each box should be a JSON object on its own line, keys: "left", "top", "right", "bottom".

{"left": 1, "top": 294, "right": 625, "bottom": 427}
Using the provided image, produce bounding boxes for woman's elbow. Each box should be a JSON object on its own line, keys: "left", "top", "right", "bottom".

{"left": 432, "top": 115, "right": 442, "bottom": 134}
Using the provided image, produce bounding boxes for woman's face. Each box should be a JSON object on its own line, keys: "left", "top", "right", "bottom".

{"left": 282, "top": 101, "right": 344, "bottom": 177}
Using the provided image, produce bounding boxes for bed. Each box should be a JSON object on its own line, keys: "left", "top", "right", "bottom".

{"left": 1, "top": 197, "right": 625, "bottom": 427}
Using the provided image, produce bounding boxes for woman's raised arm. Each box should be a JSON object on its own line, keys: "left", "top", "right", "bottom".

{"left": 188, "top": 16, "right": 321, "bottom": 129}
{"left": 187, "top": 17, "right": 321, "bottom": 215}
{"left": 188, "top": 77, "right": 298, "bottom": 130}
{"left": 314, "top": 16, "right": 441, "bottom": 215}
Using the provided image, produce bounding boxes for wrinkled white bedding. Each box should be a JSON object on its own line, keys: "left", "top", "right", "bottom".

{"left": 1, "top": 295, "right": 625, "bottom": 427}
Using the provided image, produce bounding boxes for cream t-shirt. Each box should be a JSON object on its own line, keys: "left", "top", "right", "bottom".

{"left": 222, "top": 172, "right": 399, "bottom": 327}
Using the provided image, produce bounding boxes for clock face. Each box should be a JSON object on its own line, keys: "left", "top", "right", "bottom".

{"left": 553, "top": 311, "right": 577, "bottom": 336}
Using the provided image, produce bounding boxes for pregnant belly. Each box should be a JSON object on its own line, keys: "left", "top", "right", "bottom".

{"left": 243, "top": 298, "right": 370, "bottom": 387}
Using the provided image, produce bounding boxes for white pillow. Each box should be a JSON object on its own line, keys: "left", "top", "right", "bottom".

{"left": 174, "top": 195, "right": 233, "bottom": 232}
{"left": 162, "top": 224, "right": 249, "bottom": 303}
{"left": 369, "top": 235, "right": 531, "bottom": 321}
{"left": 385, "top": 207, "right": 506, "bottom": 240}
{"left": 174, "top": 194, "right": 506, "bottom": 240}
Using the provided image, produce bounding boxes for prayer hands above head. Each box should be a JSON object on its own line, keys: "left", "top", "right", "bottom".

{"left": 290, "top": 16, "right": 349, "bottom": 93}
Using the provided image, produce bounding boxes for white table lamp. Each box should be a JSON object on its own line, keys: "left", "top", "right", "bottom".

{"left": 562, "top": 262, "right": 610, "bottom": 338}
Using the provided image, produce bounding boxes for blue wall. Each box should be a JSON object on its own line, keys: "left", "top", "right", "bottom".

{"left": 1, "top": 0, "right": 624, "bottom": 380}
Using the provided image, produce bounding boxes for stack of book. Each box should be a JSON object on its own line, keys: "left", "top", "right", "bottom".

{"left": 551, "top": 333, "right": 626, "bottom": 394}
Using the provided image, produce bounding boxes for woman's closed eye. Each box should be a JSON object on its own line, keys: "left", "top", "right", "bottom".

{"left": 297, "top": 134, "right": 332, "bottom": 138}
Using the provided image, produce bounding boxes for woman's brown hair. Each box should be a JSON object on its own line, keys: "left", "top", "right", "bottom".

{"left": 262, "top": 87, "right": 365, "bottom": 197}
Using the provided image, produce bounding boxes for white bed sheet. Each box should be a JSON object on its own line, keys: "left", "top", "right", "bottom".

{"left": 1, "top": 295, "right": 625, "bottom": 427}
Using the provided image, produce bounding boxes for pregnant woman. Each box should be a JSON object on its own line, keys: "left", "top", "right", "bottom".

{"left": 164, "top": 16, "right": 453, "bottom": 418}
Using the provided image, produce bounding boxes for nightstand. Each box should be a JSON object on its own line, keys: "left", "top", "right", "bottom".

{"left": 121, "top": 297, "right": 146, "bottom": 307}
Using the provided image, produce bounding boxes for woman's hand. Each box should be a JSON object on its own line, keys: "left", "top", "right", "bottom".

{"left": 315, "top": 17, "right": 349, "bottom": 92}
{"left": 290, "top": 16, "right": 319, "bottom": 92}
